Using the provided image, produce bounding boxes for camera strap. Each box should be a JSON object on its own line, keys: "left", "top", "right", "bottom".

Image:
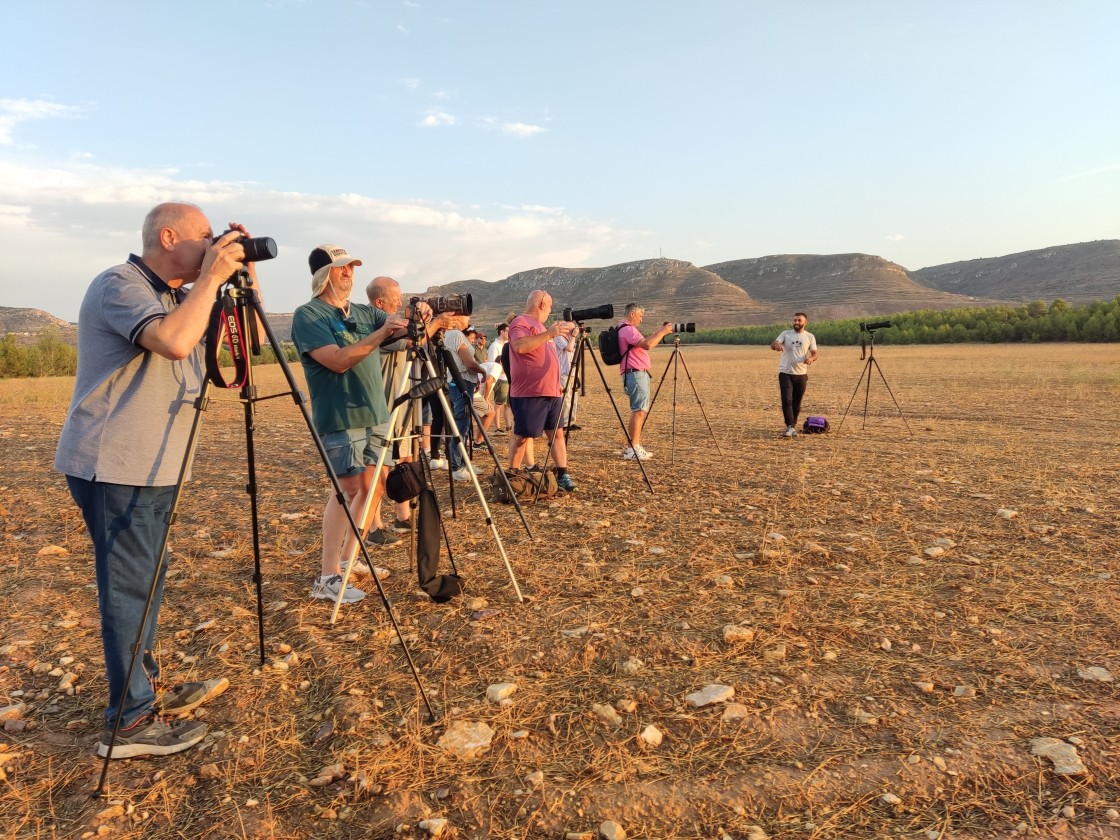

{"left": 204, "top": 293, "right": 250, "bottom": 389}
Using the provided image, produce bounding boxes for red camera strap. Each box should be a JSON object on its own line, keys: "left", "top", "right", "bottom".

{"left": 204, "top": 295, "right": 250, "bottom": 389}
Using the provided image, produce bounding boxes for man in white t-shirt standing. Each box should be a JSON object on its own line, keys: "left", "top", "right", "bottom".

{"left": 486, "top": 323, "right": 510, "bottom": 433}
{"left": 770, "top": 311, "right": 819, "bottom": 437}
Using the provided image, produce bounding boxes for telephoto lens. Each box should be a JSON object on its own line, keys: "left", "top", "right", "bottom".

{"left": 564, "top": 303, "right": 614, "bottom": 322}
{"left": 671, "top": 322, "right": 696, "bottom": 333}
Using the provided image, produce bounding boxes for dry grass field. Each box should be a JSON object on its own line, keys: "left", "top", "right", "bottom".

{"left": 1, "top": 343, "right": 1118, "bottom": 840}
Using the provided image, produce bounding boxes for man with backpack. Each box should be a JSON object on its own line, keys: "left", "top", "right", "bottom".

{"left": 615, "top": 303, "right": 673, "bottom": 460}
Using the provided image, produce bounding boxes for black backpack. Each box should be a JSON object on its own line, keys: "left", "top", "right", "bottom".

{"left": 598, "top": 323, "right": 633, "bottom": 366}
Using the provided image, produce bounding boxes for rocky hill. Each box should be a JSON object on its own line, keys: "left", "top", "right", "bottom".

{"left": 422, "top": 259, "right": 771, "bottom": 331}
{"left": 913, "top": 240, "right": 1120, "bottom": 305}
{"left": 704, "top": 254, "right": 1008, "bottom": 322}
{"left": 6, "top": 242, "right": 1118, "bottom": 345}
{"left": 0, "top": 307, "right": 77, "bottom": 345}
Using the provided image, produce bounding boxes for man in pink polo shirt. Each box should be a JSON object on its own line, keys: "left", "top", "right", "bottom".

{"left": 507, "top": 290, "right": 578, "bottom": 492}
{"left": 617, "top": 302, "right": 674, "bottom": 460}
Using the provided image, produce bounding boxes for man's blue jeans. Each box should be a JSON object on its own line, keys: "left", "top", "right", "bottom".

{"left": 66, "top": 476, "right": 173, "bottom": 729}
{"left": 447, "top": 380, "right": 476, "bottom": 470}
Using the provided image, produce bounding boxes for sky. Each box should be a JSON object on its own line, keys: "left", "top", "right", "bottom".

{"left": 2, "top": 0, "right": 1118, "bottom": 321}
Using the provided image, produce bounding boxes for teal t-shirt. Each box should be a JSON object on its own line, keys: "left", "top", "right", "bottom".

{"left": 291, "top": 298, "right": 389, "bottom": 434}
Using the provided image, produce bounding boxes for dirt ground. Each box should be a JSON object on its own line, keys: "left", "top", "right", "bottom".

{"left": 1, "top": 343, "right": 1118, "bottom": 840}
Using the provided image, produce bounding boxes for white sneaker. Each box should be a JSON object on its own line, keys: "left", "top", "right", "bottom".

{"left": 429, "top": 458, "right": 448, "bottom": 470}
{"left": 623, "top": 445, "right": 652, "bottom": 461}
{"left": 782, "top": 426, "right": 797, "bottom": 437}
{"left": 310, "top": 574, "right": 366, "bottom": 604}
{"left": 452, "top": 467, "right": 474, "bottom": 481}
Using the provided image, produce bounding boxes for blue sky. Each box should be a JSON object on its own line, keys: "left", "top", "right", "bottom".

{"left": 2, "top": 1, "right": 1117, "bottom": 320}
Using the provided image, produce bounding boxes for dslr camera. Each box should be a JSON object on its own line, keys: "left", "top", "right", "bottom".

{"left": 216, "top": 230, "right": 278, "bottom": 263}
{"left": 409, "top": 293, "right": 473, "bottom": 317}
{"left": 670, "top": 322, "right": 696, "bottom": 333}
{"left": 563, "top": 303, "right": 614, "bottom": 322}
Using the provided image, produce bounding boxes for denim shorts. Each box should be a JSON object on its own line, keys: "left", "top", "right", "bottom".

{"left": 622, "top": 369, "right": 651, "bottom": 412}
{"left": 322, "top": 423, "right": 393, "bottom": 477}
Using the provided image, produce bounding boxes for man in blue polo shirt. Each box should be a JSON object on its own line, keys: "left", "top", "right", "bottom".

{"left": 56, "top": 202, "right": 250, "bottom": 758}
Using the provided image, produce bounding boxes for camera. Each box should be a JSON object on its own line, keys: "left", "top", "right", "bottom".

{"left": 563, "top": 303, "right": 614, "bottom": 322}
{"left": 216, "top": 230, "right": 278, "bottom": 263}
{"left": 860, "top": 320, "right": 892, "bottom": 331}
{"left": 410, "top": 293, "right": 473, "bottom": 316}
{"left": 670, "top": 322, "right": 696, "bottom": 333}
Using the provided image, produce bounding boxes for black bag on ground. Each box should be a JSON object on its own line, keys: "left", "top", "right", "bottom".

{"left": 802, "top": 416, "right": 830, "bottom": 433}
{"left": 416, "top": 487, "right": 464, "bottom": 603}
{"left": 488, "top": 467, "right": 558, "bottom": 504}
{"left": 385, "top": 461, "right": 424, "bottom": 502}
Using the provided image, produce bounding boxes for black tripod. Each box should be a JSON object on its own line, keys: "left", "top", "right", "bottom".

{"left": 95, "top": 269, "right": 434, "bottom": 794}
{"left": 645, "top": 334, "right": 722, "bottom": 464}
{"left": 549, "top": 325, "right": 654, "bottom": 492}
{"left": 836, "top": 327, "right": 913, "bottom": 435}
{"left": 331, "top": 327, "right": 531, "bottom": 623}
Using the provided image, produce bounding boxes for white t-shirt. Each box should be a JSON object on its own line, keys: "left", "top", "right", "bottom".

{"left": 774, "top": 328, "right": 817, "bottom": 375}
{"left": 487, "top": 338, "right": 507, "bottom": 382}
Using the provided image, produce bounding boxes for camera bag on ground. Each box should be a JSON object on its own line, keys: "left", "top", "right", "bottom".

{"left": 385, "top": 461, "right": 424, "bottom": 502}
{"left": 489, "top": 467, "right": 558, "bottom": 504}
{"left": 416, "top": 487, "right": 464, "bottom": 603}
{"left": 802, "top": 416, "right": 830, "bottom": 433}
{"left": 597, "top": 324, "right": 633, "bottom": 366}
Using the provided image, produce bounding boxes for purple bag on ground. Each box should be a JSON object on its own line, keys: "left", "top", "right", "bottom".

{"left": 802, "top": 416, "right": 829, "bottom": 433}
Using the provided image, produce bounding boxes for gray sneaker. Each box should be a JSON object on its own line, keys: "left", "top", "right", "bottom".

{"left": 97, "top": 715, "right": 208, "bottom": 759}
{"left": 156, "top": 677, "right": 230, "bottom": 718}
{"left": 310, "top": 574, "right": 366, "bottom": 604}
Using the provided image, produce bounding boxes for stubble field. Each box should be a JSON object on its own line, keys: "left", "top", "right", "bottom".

{"left": 1, "top": 343, "right": 1118, "bottom": 840}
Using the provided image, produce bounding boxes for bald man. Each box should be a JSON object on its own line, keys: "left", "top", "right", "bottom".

{"left": 56, "top": 202, "right": 253, "bottom": 758}
{"left": 506, "top": 290, "right": 578, "bottom": 492}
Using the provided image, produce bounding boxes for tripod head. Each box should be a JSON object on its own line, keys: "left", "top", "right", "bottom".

{"left": 858, "top": 320, "right": 891, "bottom": 361}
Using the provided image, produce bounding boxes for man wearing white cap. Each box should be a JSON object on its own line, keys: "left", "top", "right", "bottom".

{"left": 291, "top": 245, "right": 408, "bottom": 605}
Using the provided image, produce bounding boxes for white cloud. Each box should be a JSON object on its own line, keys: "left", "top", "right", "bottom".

{"left": 518, "top": 204, "right": 565, "bottom": 215}
{"left": 397, "top": 23, "right": 410, "bottom": 33}
{"left": 885, "top": 234, "right": 905, "bottom": 242}
{"left": 480, "top": 117, "right": 547, "bottom": 138}
{"left": 0, "top": 158, "right": 645, "bottom": 319}
{"left": 1053, "top": 162, "right": 1120, "bottom": 184}
{"left": 501, "top": 122, "right": 547, "bottom": 138}
{"left": 0, "top": 98, "right": 83, "bottom": 145}
{"left": 399, "top": 77, "right": 421, "bottom": 91}
{"left": 419, "top": 110, "right": 457, "bottom": 127}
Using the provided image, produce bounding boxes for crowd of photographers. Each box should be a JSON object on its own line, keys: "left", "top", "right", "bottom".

{"left": 53, "top": 202, "right": 822, "bottom": 761}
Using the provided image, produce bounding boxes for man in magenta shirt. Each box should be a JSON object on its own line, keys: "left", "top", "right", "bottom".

{"left": 617, "top": 303, "right": 673, "bottom": 460}
{"left": 507, "top": 290, "right": 578, "bottom": 491}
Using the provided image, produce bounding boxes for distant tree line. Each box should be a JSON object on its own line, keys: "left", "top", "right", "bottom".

{"left": 0, "top": 330, "right": 297, "bottom": 379}
{"left": 677, "top": 297, "right": 1120, "bottom": 346}
{"left": 4, "top": 297, "right": 1117, "bottom": 377}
